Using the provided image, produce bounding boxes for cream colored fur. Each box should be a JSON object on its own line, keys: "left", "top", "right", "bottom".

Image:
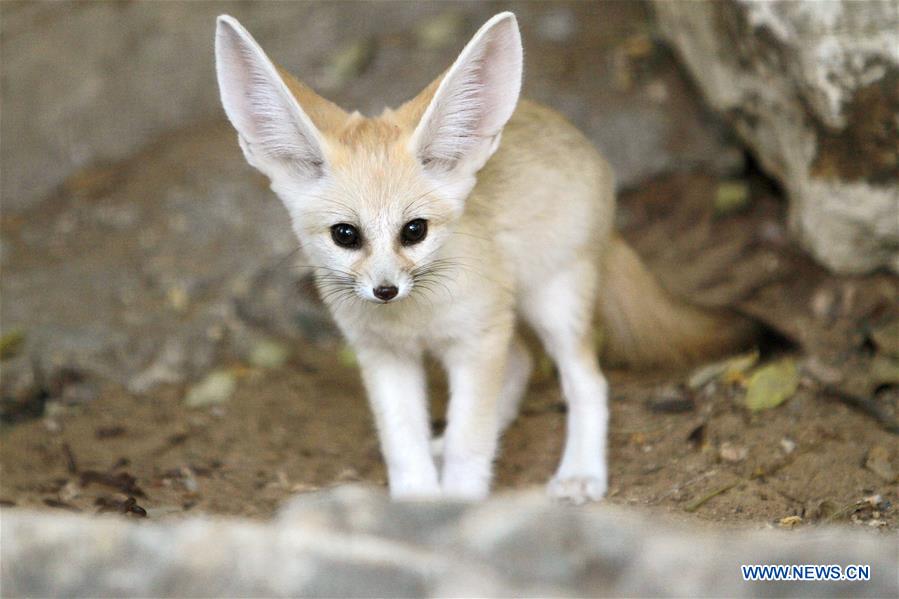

{"left": 215, "top": 13, "right": 756, "bottom": 502}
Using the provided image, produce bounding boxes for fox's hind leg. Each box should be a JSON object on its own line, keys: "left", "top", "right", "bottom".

{"left": 521, "top": 259, "right": 609, "bottom": 504}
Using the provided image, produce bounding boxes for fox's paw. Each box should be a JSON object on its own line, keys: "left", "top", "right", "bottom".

{"left": 429, "top": 435, "right": 445, "bottom": 469}
{"left": 429, "top": 435, "right": 445, "bottom": 458}
{"left": 547, "top": 475, "right": 607, "bottom": 505}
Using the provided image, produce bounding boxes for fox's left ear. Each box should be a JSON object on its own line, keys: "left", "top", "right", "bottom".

{"left": 408, "top": 12, "right": 522, "bottom": 175}
{"left": 215, "top": 15, "right": 328, "bottom": 179}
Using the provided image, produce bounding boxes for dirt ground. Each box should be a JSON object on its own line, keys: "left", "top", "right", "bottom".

{"left": 2, "top": 168, "right": 897, "bottom": 532}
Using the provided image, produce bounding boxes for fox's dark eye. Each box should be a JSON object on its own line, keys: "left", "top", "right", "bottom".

{"left": 401, "top": 219, "right": 428, "bottom": 246}
{"left": 331, "top": 223, "right": 361, "bottom": 249}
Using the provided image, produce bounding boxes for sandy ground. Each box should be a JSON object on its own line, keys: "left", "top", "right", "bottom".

{"left": 3, "top": 170, "right": 897, "bottom": 532}
{"left": 1, "top": 3, "right": 896, "bottom": 534}
{"left": 2, "top": 349, "right": 896, "bottom": 529}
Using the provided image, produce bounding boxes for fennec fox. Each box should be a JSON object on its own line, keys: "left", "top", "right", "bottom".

{"left": 215, "top": 13, "right": 757, "bottom": 502}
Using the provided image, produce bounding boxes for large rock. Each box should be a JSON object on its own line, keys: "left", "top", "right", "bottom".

{"left": 1, "top": 2, "right": 738, "bottom": 212}
{"left": 654, "top": 0, "right": 899, "bottom": 274}
{"left": 0, "top": 123, "right": 338, "bottom": 398}
{"left": 1, "top": 2, "right": 744, "bottom": 395}
{"left": 2, "top": 486, "right": 897, "bottom": 597}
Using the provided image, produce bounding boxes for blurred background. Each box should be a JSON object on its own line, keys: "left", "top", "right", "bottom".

{"left": 1, "top": 1, "right": 897, "bottom": 531}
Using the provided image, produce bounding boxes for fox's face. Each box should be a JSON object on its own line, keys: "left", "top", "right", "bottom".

{"left": 277, "top": 126, "right": 465, "bottom": 304}
{"left": 215, "top": 13, "right": 522, "bottom": 304}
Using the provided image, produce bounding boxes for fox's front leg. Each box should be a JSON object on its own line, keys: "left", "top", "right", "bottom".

{"left": 354, "top": 345, "right": 440, "bottom": 499}
{"left": 439, "top": 327, "right": 511, "bottom": 499}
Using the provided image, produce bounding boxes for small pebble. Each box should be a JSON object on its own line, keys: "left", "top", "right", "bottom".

{"left": 249, "top": 339, "right": 290, "bottom": 369}
{"left": 536, "top": 9, "right": 576, "bottom": 42}
{"left": 719, "top": 442, "right": 748, "bottom": 463}
{"left": 184, "top": 371, "right": 236, "bottom": 408}
{"left": 779, "top": 438, "right": 796, "bottom": 454}
{"left": 416, "top": 12, "right": 465, "bottom": 49}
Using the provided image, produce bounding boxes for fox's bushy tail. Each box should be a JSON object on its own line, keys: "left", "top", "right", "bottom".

{"left": 598, "top": 235, "right": 761, "bottom": 369}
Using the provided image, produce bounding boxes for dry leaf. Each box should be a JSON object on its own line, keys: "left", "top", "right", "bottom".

{"left": 714, "top": 180, "right": 750, "bottom": 216}
{"left": 744, "top": 358, "right": 799, "bottom": 411}
{"left": 779, "top": 515, "right": 802, "bottom": 529}
{"left": 0, "top": 329, "right": 25, "bottom": 360}
{"left": 688, "top": 350, "right": 759, "bottom": 390}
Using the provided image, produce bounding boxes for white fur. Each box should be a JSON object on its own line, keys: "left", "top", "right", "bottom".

{"left": 410, "top": 12, "right": 522, "bottom": 207}
{"left": 354, "top": 344, "right": 440, "bottom": 498}
{"left": 520, "top": 263, "right": 609, "bottom": 503}
{"left": 215, "top": 12, "right": 610, "bottom": 504}
{"left": 215, "top": 16, "right": 326, "bottom": 176}
{"left": 410, "top": 12, "right": 521, "bottom": 171}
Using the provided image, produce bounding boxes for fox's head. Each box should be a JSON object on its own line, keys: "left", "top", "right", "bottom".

{"left": 215, "top": 13, "right": 522, "bottom": 304}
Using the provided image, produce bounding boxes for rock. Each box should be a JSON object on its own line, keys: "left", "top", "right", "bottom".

{"left": 536, "top": 8, "right": 576, "bottom": 42}
{"left": 870, "top": 319, "right": 899, "bottom": 358}
{"left": 59, "top": 381, "right": 99, "bottom": 405}
{"left": 184, "top": 370, "right": 236, "bottom": 408}
{"left": 646, "top": 385, "right": 694, "bottom": 413}
{"left": 321, "top": 38, "right": 379, "bottom": 90}
{"left": 2, "top": 486, "right": 897, "bottom": 597}
{"left": 415, "top": 11, "right": 466, "bottom": 49}
{"left": 864, "top": 446, "right": 897, "bottom": 483}
{"left": 800, "top": 356, "right": 843, "bottom": 385}
{"left": 1, "top": 3, "right": 493, "bottom": 212}
{"left": 248, "top": 339, "right": 290, "bottom": 369}
{"left": 779, "top": 437, "right": 796, "bottom": 455}
{"left": 4, "top": 2, "right": 744, "bottom": 213}
{"left": 0, "top": 363, "right": 46, "bottom": 425}
{"left": 128, "top": 328, "right": 223, "bottom": 394}
{"left": 232, "top": 267, "right": 337, "bottom": 344}
{"left": 719, "top": 442, "right": 749, "bottom": 463}
{"left": 1, "top": 122, "right": 332, "bottom": 396}
{"left": 868, "top": 356, "right": 899, "bottom": 392}
{"left": 0, "top": 2, "right": 809, "bottom": 396}
{"left": 654, "top": 0, "right": 899, "bottom": 274}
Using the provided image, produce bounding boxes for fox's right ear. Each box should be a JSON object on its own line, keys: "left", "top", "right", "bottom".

{"left": 215, "top": 15, "right": 325, "bottom": 177}
{"left": 408, "top": 12, "right": 523, "bottom": 177}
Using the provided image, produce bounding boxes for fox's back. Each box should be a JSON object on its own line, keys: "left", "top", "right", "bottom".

{"left": 459, "top": 99, "right": 616, "bottom": 289}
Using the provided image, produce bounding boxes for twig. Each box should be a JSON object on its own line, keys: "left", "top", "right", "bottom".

{"left": 821, "top": 385, "right": 899, "bottom": 435}
{"left": 824, "top": 499, "right": 867, "bottom": 524}
{"left": 656, "top": 468, "right": 718, "bottom": 502}
{"left": 61, "top": 443, "right": 78, "bottom": 474}
{"left": 684, "top": 480, "right": 739, "bottom": 513}
{"left": 609, "top": 425, "right": 668, "bottom": 435}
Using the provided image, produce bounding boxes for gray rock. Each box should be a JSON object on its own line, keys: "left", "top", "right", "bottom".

{"left": 2, "top": 3, "right": 748, "bottom": 393}
{"left": 3, "top": 2, "right": 740, "bottom": 212}
{"left": 183, "top": 370, "right": 236, "bottom": 408}
{"left": 3, "top": 486, "right": 896, "bottom": 597}
{"left": 0, "top": 124, "right": 313, "bottom": 394}
{"left": 654, "top": 0, "right": 899, "bottom": 274}
{"left": 247, "top": 338, "right": 291, "bottom": 369}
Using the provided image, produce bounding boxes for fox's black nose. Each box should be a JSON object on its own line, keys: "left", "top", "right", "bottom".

{"left": 373, "top": 285, "right": 398, "bottom": 301}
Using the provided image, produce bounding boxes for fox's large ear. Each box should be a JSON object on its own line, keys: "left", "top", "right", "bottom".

{"left": 408, "top": 12, "right": 522, "bottom": 175}
{"left": 215, "top": 15, "right": 325, "bottom": 177}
